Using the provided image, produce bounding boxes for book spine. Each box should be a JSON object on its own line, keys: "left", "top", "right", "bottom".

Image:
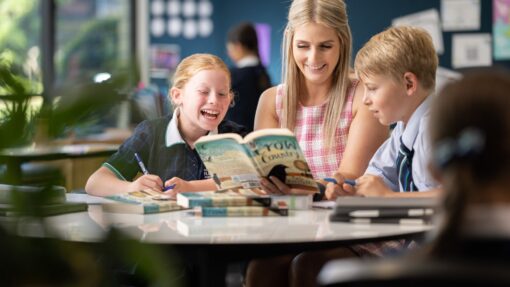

{"left": 185, "top": 197, "right": 272, "bottom": 208}
{"left": 195, "top": 206, "right": 288, "bottom": 217}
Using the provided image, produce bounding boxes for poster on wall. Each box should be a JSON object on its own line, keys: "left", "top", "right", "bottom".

{"left": 493, "top": 0, "right": 510, "bottom": 60}
{"left": 452, "top": 33, "right": 492, "bottom": 68}
{"left": 150, "top": 0, "right": 214, "bottom": 39}
{"left": 392, "top": 9, "right": 444, "bottom": 54}
{"left": 441, "top": 0, "right": 481, "bottom": 31}
{"left": 150, "top": 44, "right": 180, "bottom": 79}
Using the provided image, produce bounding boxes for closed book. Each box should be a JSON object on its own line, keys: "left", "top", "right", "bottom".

{"left": 194, "top": 202, "right": 288, "bottom": 217}
{"left": 330, "top": 196, "right": 438, "bottom": 223}
{"left": 271, "top": 195, "right": 313, "bottom": 210}
{"left": 177, "top": 189, "right": 271, "bottom": 208}
{"left": 330, "top": 216, "right": 432, "bottom": 225}
{"left": 103, "top": 190, "right": 182, "bottom": 214}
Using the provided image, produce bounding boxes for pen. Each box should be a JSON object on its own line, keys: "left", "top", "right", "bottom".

{"left": 135, "top": 152, "right": 175, "bottom": 191}
{"left": 323, "top": 177, "right": 356, "bottom": 186}
{"left": 134, "top": 152, "right": 149, "bottom": 175}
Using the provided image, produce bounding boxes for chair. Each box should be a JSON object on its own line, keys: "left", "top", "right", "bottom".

{"left": 318, "top": 257, "right": 510, "bottom": 287}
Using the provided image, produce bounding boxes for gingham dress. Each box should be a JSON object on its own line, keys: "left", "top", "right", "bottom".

{"left": 275, "top": 80, "right": 358, "bottom": 179}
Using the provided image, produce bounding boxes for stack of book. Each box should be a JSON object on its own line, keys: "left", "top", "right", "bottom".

{"left": 329, "top": 196, "right": 438, "bottom": 225}
{"left": 177, "top": 189, "right": 293, "bottom": 217}
{"left": 102, "top": 189, "right": 182, "bottom": 214}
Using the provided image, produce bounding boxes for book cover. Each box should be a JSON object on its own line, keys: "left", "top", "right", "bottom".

{"left": 195, "top": 128, "right": 318, "bottom": 192}
{"left": 176, "top": 189, "right": 271, "bottom": 208}
{"left": 193, "top": 202, "right": 289, "bottom": 217}
{"left": 103, "top": 189, "right": 182, "bottom": 214}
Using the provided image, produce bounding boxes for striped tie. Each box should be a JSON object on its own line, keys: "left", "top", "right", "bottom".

{"left": 396, "top": 138, "right": 417, "bottom": 192}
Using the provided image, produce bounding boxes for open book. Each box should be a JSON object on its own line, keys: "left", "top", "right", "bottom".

{"left": 195, "top": 128, "right": 318, "bottom": 192}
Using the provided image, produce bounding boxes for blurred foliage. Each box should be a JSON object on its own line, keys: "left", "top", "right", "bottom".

{"left": 0, "top": 225, "right": 185, "bottom": 286}
{"left": 57, "top": 17, "right": 122, "bottom": 83}
{"left": 0, "top": 0, "right": 41, "bottom": 94}
{"left": 0, "top": 61, "right": 132, "bottom": 150}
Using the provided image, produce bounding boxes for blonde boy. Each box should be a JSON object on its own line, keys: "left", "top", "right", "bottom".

{"left": 328, "top": 26, "right": 441, "bottom": 199}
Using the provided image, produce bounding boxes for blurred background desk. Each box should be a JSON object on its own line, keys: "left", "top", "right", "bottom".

{"left": 0, "top": 143, "right": 119, "bottom": 188}
{"left": 26, "top": 194, "right": 434, "bottom": 287}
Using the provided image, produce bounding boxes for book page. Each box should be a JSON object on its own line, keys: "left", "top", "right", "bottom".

{"left": 195, "top": 137, "right": 260, "bottom": 189}
{"left": 248, "top": 133, "right": 317, "bottom": 191}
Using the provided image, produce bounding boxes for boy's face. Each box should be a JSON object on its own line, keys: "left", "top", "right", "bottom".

{"left": 172, "top": 69, "right": 231, "bottom": 135}
{"left": 360, "top": 73, "right": 409, "bottom": 126}
{"left": 292, "top": 22, "right": 340, "bottom": 86}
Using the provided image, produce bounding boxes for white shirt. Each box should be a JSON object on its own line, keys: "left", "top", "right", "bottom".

{"left": 365, "top": 96, "right": 438, "bottom": 191}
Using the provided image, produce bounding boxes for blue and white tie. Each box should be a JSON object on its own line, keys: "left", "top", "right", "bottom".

{"left": 396, "top": 138, "right": 417, "bottom": 192}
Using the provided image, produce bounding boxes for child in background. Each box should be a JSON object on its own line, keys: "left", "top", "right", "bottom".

{"left": 428, "top": 70, "right": 510, "bottom": 260}
{"left": 226, "top": 22, "right": 271, "bottom": 132}
{"left": 85, "top": 54, "right": 246, "bottom": 197}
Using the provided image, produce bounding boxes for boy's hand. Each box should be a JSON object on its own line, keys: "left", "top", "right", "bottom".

{"left": 260, "top": 176, "right": 315, "bottom": 195}
{"left": 129, "top": 174, "right": 163, "bottom": 193}
{"left": 353, "top": 175, "right": 393, "bottom": 197}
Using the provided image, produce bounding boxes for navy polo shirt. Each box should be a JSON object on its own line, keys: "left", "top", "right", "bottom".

{"left": 104, "top": 109, "right": 247, "bottom": 182}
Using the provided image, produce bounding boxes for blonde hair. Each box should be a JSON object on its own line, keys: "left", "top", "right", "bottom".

{"left": 281, "top": 0, "right": 352, "bottom": 149}
{"left": 354, "top": 26, "right": 438, "bottom": 91}
{"left": 170, "top": 53, "right": 231, "bottom": 109}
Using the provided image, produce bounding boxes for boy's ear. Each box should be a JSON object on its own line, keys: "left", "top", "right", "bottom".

{"left": 170, "top": 87, "right": 183, "bottom": 106}
{"left": 403, "top": 72, "right": 418, "bottom": 96}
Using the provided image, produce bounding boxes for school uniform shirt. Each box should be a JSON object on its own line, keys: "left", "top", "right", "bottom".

{"left": 365, "top": 95, "right": 438, "bottom": 192}
{"left": 103, "top": 108, "right": 247, "bottom": 182}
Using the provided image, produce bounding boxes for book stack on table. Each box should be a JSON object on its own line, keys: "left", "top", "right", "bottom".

{"left": 330, "top": 197, "right": 438, "bottom": 225}
{"left": 177, "top": 189, "right": 297, "bottom": 217}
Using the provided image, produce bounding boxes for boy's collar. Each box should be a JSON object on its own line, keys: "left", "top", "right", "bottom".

{"left": 165, "top": 108, "right": 219, "bottom": 147}
{"left": 401, "top": 94, "right": 433, "bottom": 149}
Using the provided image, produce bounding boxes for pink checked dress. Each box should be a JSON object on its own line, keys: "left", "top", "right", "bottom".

{"left": 275, "top": 80, "right": 358, "bottom": 179}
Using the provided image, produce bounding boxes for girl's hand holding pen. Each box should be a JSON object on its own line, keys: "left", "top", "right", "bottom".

{"left": 128, "top": 174, "right": 164, "bottom": 193}
{"left": 162, "top": 177, "right": 190, "bottom": 197}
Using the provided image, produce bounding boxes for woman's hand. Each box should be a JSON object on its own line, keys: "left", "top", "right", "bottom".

{"left": 260, "top": 176, "right": 316, "bottom": 196}
{"left": 324, "top": 172, "right": 355, "bottom": 201}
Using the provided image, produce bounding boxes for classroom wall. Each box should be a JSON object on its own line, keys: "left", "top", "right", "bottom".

{"left": 148, "top": 0, "right": 510, "bottom": 88}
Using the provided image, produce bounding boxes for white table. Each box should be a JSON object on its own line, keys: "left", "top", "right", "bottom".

{"left": 11, "top": 194, "right": 435, "bottom": 287}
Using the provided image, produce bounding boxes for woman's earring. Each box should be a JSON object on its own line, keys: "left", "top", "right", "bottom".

{"left": 229, "top": 99, "right": 236, "bottom": 108}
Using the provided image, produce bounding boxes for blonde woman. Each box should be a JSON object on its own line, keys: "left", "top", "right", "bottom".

{"left": 254, "top": 0, "right": 387, "bottom": 195}
{"left": 246, "top": 0, "right": 387, "bottom": 286}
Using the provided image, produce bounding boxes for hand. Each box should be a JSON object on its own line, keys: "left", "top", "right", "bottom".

{"left": 353, "top": 175, "right": 393, "bottom": 197}
{"left": 260, "top": 176, "right": 316, "bottom": 196}
{"left": 162, "top": 177, "right": 191, "bottom": 198}
{"left": 324, "top": 172, "right": 356, "bottom": 201}
{"left": 128, "top": 174, "right": 163, "bottom": 193}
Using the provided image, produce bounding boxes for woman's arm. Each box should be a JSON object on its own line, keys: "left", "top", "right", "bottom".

{"left": 254, "top": 86, "right": 279, "bottom": 130}
{"left": 85, "top": 166, "right": 163, "bottom": 196}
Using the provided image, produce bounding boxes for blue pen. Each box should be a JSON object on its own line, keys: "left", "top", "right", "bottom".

{"left": 135, "top": 152, "right": 175, "bottom": 191}
{"left": 134, "top": 152, "right": 149, "bottom": 175}
{"left": 324, "top": 177, "right": 356, "bottom": 186}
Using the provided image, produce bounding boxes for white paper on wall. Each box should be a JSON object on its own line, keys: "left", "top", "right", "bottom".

{"left": 452, "top": 33, "right": 492, "bottom": 68}
{"left": 392, "top": 9, "right": 444, "bottom": 54}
